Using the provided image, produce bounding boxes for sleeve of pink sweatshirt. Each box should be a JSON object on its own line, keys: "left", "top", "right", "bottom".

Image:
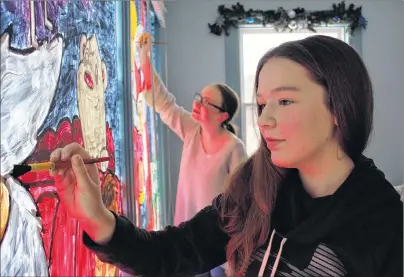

{"left": 143, "top": 70, "right": 198, "bottom": 141}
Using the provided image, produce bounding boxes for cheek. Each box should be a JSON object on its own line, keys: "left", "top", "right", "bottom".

{"left": 278, "top": 110, "right": 317, "bottom": 153}
{"left": 200, "top": 106, "right": 209, "bottom": 118}
{"left": 280, "top": 107, "right": 333, "bottom": 149}
{"left": 277, "top": 110, "right": 304, "bottom": 138}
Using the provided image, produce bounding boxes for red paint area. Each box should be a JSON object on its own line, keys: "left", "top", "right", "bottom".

{"left": 18, "top": 117, "right": 122, "bottom": 276}
{"left": 84, "top": 72, "right": 94, "bottom": 89}
{"left": 134, "top": 60, "right": 144, "bottom": 99}
{"left": 133, "top": 125, "right": 154, "bottom": 230}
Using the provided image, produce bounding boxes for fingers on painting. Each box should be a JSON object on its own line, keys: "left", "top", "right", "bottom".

{"left": 49, "top": 148, "right": 62, "bottom": 176}
{"left": 61, "top": 142, "right": 91, "bottom": 161}
{"left": 139, "top": 33, "right": 145, "bottom": 47}
{"left": 50, "top": 143, "right": 90, "bottom": 177}
{"left": 50, "top": 148, "right": 62, "bottom": 162}
{"left": 139, "top": 32, "right": 150, "bottom": 48}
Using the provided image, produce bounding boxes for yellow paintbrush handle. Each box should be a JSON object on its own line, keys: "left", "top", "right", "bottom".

{"left": 29, "top": 162, "right": 56, "bottom": 172}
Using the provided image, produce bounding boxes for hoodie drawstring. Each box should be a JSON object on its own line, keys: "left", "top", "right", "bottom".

{"left": 258, "top": 229, "right": 288, "bottom": 277}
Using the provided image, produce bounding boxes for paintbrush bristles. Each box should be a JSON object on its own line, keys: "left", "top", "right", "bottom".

{"left": 11, "top": 157, "right": 110, "bottom": 178}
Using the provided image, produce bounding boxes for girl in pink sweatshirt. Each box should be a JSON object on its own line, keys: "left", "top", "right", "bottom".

{"left": 139, "top": 33, "right": 247, "bottom": 277}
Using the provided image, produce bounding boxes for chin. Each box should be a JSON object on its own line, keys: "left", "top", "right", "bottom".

{"left": 192, "top": 110, "right": 207, "bottom": 123}
{"left": 270, "top": 153, "right": 295, "bottom": 169}
{"left": 191, "top": 113, "right": 202, "bottom": 123}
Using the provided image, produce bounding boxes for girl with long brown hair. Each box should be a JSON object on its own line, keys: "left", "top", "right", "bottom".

{"left": 50, "top": 35, "right": 402, "bottom": 277}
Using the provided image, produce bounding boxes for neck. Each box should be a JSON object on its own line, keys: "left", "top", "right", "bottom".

{"left": 201, "top": 124, "right": 225, "bottom": 143}
{"left": 297, "top": 145, "right": 354, "bottom": 198}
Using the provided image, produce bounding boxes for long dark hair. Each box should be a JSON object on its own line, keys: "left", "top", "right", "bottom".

{"left": 220, "top": 35, "right": 374, "bottom": 274}
{"left": 215, "top": 84, "right": 240, "bottom": 135}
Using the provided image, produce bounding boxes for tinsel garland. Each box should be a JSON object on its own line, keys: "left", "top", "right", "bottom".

{"left": 208, "top": 1, "right": 367, "bottom": 36}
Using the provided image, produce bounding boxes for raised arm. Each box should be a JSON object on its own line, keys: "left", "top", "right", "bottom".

{"left": 83, "top": 198, "right": 229, "bottom": 277}
{"left": 143, "top": 70, "right": 197, "bottom": 141}
{"left": 139, "top": 33, "right": 197, "bottom": 141}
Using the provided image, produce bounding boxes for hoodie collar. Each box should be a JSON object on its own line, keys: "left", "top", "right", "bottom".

{"left": 274, "top": 156, "right": 395, "bottom": 244}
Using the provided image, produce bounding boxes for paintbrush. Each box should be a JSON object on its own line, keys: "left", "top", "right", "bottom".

{"left": 136, "top": 41, "right": 168, "bottom": 45}
{"left": 10, "top": 157, "right": 110, "bottom": 178}
{"left": 136, "top": 32, "right": 167, "bottom": 45}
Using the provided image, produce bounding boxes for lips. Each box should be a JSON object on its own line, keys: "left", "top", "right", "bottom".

{"left": 264, "top": 137, "right": 285, "bottom": 149}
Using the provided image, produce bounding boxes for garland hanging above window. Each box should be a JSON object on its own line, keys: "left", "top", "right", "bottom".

{"left": 208, "top": 1, "right": 367, "bottom": 36}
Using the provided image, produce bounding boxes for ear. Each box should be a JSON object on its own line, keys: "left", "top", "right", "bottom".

{"left": 101, "top": 61, "right": 108, "bottom": 92}
{"left": 333, "top": 116, "right": 338, "bottom": 127}
{"left": 79, "top": 35, "right": 87, "bottom": 61}
{"left": 219, "top": 112, "right": 229, "bottom": 123}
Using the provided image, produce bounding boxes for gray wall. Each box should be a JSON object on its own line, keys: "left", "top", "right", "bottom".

{"left": 157, "top": 0, "right": 404, "bottom": 223}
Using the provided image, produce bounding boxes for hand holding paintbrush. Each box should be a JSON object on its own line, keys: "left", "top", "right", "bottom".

{"left": 48, "top": 143, "right": 116, "bottom": 244}
{"left": 10, "top": 144, "right": 115, "bottom": 243}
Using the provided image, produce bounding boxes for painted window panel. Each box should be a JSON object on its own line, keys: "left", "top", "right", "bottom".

{"left": 0, "top": 1, "right": 127, "bottom": 276}
{"left": 130, "top": 0, "right": 162, "bottom": 231}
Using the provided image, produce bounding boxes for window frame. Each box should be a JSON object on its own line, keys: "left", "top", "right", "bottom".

{"left": 242, "top": 103, "right": 261, "bottom": 155}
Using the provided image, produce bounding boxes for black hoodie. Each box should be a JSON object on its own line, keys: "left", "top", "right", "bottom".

{"left": 83, "top": 156, "right": 403, "bottom": 277}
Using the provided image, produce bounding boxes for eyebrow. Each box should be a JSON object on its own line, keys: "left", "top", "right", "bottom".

{"left": 202, "top": 94, "right": 220, "bottom": 103}
{"left": 257, "top": 86, "right": 301, "bottom": 98}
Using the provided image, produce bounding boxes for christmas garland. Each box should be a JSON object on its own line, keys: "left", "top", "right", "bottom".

{"left": 208, "top": 1, "right": 367, "bottom": 36}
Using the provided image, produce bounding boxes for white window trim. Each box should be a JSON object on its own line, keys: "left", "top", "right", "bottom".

{"left": 238, "top": 25, "right": 350, "bottom": 154}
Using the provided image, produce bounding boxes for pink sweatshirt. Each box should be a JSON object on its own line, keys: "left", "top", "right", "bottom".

{"left": 145, "top": 72, "right": 248, "bottom": 226}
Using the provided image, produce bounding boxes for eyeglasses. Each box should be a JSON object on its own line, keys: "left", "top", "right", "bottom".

{"left": 194, "top": 93, "right": 226, "bottom": 113}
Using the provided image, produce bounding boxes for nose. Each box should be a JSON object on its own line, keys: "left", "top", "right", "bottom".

{"left": 257, "top": 106, "right": 276, "bottom": 130}
{"left": 193, "top": 100, "right": 201, "bottom": 109}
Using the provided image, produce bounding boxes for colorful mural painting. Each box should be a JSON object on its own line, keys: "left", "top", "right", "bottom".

{"left": 0, "top": 0, "right": 126, "bottom": 276}
{"left": 130, "top": 0, "right": 162, "bottom": 231}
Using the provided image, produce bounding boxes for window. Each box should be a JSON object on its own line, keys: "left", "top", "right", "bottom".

{"left": 239, "top": 26, "right": 350, "bottom": 156}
